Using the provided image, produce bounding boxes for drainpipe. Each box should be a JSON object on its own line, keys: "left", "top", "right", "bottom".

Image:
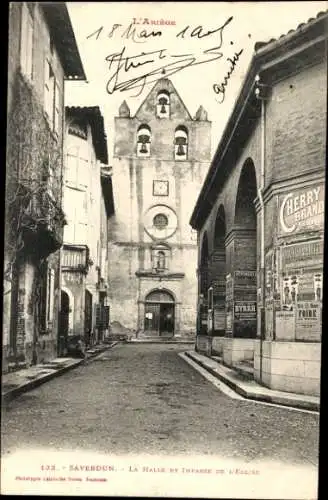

{"left": 255, "top": 75, "right": 268, "bottom": 383}
{"left": 58, "top": 101, "right": 68, "bottom": 357}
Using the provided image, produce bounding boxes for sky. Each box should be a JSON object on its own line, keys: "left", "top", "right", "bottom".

{"left": 65, "top": 1, "right": 327, "bottom": 163}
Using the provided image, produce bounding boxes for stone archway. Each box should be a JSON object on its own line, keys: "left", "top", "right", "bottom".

{"left": 144, "top": 289, "right": 175, "bottom": 337}
{"left": 198, "top": 233, "right": 209, "bottom": 334}
{"left": 233, "top": 159, "right": 258, "bottom": 339}
{"left": 210, "top": 205, "right": 226, "bottom": 336}
{"left": 222, "top": 159, "right": 258, "bottom": 366}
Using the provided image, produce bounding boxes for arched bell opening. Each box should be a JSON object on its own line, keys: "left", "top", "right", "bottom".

{"left": 137, "top": 124, "right": 151, "bottom": 157}
{"left": 156, "top": 89, "right": 170, "bottom": 117}
{"left": 174, "top": 125, "right": 188, "bottom": 160}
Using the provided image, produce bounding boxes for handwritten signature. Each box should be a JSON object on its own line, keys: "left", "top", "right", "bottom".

{"left": 213, "top": 49, "right": 244, "bottom": 103}
{"left": 105, "top": 46, "right": 229, "bottom": 97}
{"left": 87, "top": 17, "right": 244, "bottom": 100}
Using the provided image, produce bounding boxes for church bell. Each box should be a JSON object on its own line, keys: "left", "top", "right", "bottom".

{"left": 139, "top": 134, "right": 150, "bottom": 153}
{"left": 158, "top": 97, "right": 168, "bottom": 114}
{"left": 175, "top": 136, "right": 187, "bottom": 156}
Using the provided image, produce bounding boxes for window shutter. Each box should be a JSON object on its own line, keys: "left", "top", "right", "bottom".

{"left": 48, "top": 268, "right": 55, "bottom": 322}
{"left": 208, "top": 287, "right": 213, "bottom": 310}
{"left": 76, "top": 191, "right": 87, "bottom": 242}
{"left": 95, "top": 304, "right": 101, "bottom": 328}
{"left": 66, "top": 150, "right": 79, "bottom": 185}
{"left": 44, "top": 59, "right": 54, "bottom": 125}
{"left": 103, "top": 306, "right": 110, "bottom": 328}
{"left": 96, "top": 305, "right": 110, "bottom": 329}
{"left": 54, "top": 81, "right": 60, "bottom": 134}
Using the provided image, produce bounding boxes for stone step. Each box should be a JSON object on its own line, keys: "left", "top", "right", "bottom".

{"left": 232, "top": 363, "right": 254, "bottom": 381}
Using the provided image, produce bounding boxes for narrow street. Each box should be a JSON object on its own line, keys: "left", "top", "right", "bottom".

{"left": 1, "top": 344, "right": 319, "bottom": 466}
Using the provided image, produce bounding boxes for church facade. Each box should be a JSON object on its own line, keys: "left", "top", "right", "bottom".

{"left": 108, "top": 78, "right": 211, "bottom": 339}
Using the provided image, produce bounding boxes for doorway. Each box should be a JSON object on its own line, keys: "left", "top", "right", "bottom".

{"left": 144, "top": 290, "right": 175, "bottom": 336}
{"left": 58, "top": 290, "right": 69, "bottom": 355}
{"left": 84, "top": 289, "right": 93, "bottom": 345}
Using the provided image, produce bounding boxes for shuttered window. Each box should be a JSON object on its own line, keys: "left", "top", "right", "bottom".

{"left": 44, "top": 59, "right": 55, "bottom": 127}
{"left": 63, "top": 188, "right": 88, "bottom": 244}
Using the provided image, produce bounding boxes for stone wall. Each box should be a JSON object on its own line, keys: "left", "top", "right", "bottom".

{"left": 3, "top": 3, "right": 65, "bottom": 372}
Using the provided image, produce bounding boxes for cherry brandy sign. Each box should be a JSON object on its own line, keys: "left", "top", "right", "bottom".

{"left": 279, "top": 184, "right": 325, "bottom": 235}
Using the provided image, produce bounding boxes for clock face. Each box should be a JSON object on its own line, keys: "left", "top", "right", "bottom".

{"left": 153, "top": 180, "right": 169, "bottom": 196}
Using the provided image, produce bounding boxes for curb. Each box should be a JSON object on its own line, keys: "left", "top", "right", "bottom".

{"left": 2, "top": 342, "right": 119, "bottom": 404}
{"left": 185, "top": 351, "right": 319, "bottom": 412}
{"left": 126, "top": 340, "right": 195, "bottom": 344}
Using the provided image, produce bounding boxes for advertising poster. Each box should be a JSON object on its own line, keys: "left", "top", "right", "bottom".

{"left": 278, "top": 184, "right": 325, "bottom": 236}
{"left": 295, "top": 302, "right": 322, "bottom": 341}
{"left": 225, "top": 274, "right": 233, "bottom": 334}
{"left": 234, "top": 301, "right": 257, "bottom": 321}
{"left": 265, "top": 299, "right": 274, "bottom": 340}
{"left": 275, "top": 310, "right": 295, "bottom": 341}
{"left": 2, "top": 2, "right": 324, "bottom": 499}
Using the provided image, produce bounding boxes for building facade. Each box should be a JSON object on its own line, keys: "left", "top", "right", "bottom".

{"left": 190, "top": 12, "right": 326, "bottom": 396}
{"left": 3, "top": 3, "right": 85, "bottom": 372}
{"left": 60, "top": 106, "right": 113, "bottom": 353}
{"left": 108, "top": 78, "right": 211, "bottom": 339}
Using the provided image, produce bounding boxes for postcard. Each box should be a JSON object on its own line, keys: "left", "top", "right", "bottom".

{"left": 2, "top": 1, "right": 326, "bottom": 498}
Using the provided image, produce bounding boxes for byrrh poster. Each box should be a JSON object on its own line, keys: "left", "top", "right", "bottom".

{"left": 2, "top": 2, "right": 326, "bottom": 498}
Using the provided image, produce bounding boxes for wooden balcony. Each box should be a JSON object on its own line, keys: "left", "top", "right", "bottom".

{"left": 62, "top": 244, "right": 91, "bottom": 274}
{"left": 21, "top": 187, "right": 66, "bottom": 257}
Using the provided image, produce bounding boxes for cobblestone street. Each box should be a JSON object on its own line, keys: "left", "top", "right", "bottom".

{"left": 1, "top": 344, "right": 319, "bottom": 467}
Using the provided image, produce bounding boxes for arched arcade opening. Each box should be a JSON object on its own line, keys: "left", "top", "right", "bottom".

{"left": 232, "top": 158, "right": 258, "bottom": 338}
{"left": 210, "top": 205, "right": 226, "bottom": 336}
{"left": 198, "top": 233, "right": 209, "bottom": 334}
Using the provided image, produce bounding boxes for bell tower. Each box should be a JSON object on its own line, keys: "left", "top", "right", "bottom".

{"left": 109, "top": 78, "right": 212, "bottom": 339}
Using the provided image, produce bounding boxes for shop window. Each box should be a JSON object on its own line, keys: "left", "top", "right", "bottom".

{"left": 137, "top": 124, "right": 151, "bottom": 157}
{"left": 174, "top": 126, "right": 188, "bottom": 160}
{"left": 156, "top": 90, "right": 170, "bottom": 118}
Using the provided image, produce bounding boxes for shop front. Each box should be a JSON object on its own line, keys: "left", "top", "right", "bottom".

{"left": 254, "top": 181, "right": 324, "bottom": 396}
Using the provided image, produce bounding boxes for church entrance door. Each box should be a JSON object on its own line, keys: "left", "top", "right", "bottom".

{"left": 144, "top": 290, "right": 175, "bottom": 337}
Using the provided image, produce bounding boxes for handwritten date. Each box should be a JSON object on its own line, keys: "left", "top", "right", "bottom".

{"left": 87, "top": 16, "right": 244, "bottom": 101}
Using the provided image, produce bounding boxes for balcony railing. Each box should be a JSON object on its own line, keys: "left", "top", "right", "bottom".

{"left": 62, "top": 244, "right": 91, "bottom": 273}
